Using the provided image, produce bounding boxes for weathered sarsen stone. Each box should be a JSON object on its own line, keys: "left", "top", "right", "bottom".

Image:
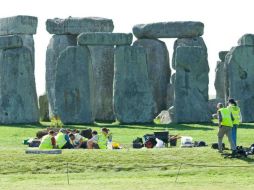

{"left": 46, "top": 17, "right": 114, "bottom": 34}
{"left": 173, "top": 45, "right": 210, "bottom": 123}
{"left": 215, "top": 51, "right": 229, "bottom": 100}
{"left": 78, "top": 32, "right": 133, "bottom": 45}
{"left": 46, "top": 35, "right": 77, "bottom": 117}
{"left": 0, "top": 35, "right": 22, "bottom": 49}
{"left": 88, "top": 46, "right": 115, "bottom": 121}
{"left": 133, "top": 39, "right": 170, "bottom": 115}
{"left": 225, "top": 45, "right": 254, "bottom": 122}
{"left": 114, "top": 46, "right": 155, "bottom": 123}
{"left": 133, "top": 21, "right": 204, "bottom": 39}
{"left": 0, "top": 47, "right": 39, "bottom": 124}
{"left": 55, "top": 46, "right": 94, "bottom": 124}
{"left": 237, "top": 34, "right": 254, "bottom": 46}
{"left": 39, "top": 94, "right": 50, "bottom": 122}
{"left": 0, "top": 15, "right": 38, "bottom": 35}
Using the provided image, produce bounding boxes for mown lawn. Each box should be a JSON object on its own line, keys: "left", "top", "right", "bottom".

{"left": 0, "top": 122, "right": 254, "bottom": 190}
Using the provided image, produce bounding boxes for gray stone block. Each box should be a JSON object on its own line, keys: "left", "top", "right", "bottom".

{"left": 39, "top": 94, "right": 50, "bottom": 122}
{"left": 0, "top": 15, "right": 38, "bottom": 35}
{"left": 114, "top": 46, "right": 155, "bottom": 123}
{"left": 45, "top": 35, "right": 77, "bottom": 117}
{"left": 237, "top": 34, "right": 254, "bottom": 46}
{"left": 215, "top": 61, "right": 226, "bottom": 100}
{"left": 78, "top": 32, "right": 132, "bottom": 45}
{"left": 173, "top": 46, "right": 210, "bottom": 123}
{"left": 133, "top": 39, "right": 170, "bottom": 116}
{"left": 172, "top": 37, "right": 207, "bottom": 69}
{"left": 19, "top": 35, "right": 35, "bottom": 70}
{"left": 46, "top": 17, "right": 114, "bottom": 34}
{"left": 0, "top": 47, "right": 39, "bottom": 124}
{"left": 0, "top": 35, "right": 22, "bottom": 49}
{"left": 88, "top": 46, "right": 115, "bottom": 121}
{"left": 225, "top": 46, "right": 254, "bottom": 122}
{"left": 219, "top": 51, "right": 229, "bottom": 62}
{"left": 55, "top": 46, "right": 94, "bottom": 124}
{"left": 133, "top": 21, "right": 204, "bottom": 39}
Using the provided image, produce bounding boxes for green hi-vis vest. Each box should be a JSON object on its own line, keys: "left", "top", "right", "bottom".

{"left": 39, "top": 135, "right": 53, "bottom": 150}
{"left": 228, "top": 105, "right": 241, "bottom": 125}
{"left": 97, "top": 134, "right": 108, "bottom": 149}
{"left": 219, "top": 108, "right": 233, "bottom": 127}
{"left": 56, "top": 132, "right": 67, "bottom": 149}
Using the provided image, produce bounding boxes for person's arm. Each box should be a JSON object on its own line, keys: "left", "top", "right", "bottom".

{"left": 76, "top": 138, "right": 83, "bottom": 149}
{"left": 231, "top": 113, "right": 234, "bottom": 121}
{"left": 218, "top": 111, "right": 222, "bottom": 127}
{"left": 239, "top": 109, "right": 242, "bottom": 123}
{"left": 65, "top": 134, "right": 70, "bottom": 143}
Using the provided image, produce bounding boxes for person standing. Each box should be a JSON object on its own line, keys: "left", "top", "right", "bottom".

{"left": 227, "top": 99, "right": 242, "bottom": 147}
{"left": 217, "top": 103, "right": 236, "bottom": 153}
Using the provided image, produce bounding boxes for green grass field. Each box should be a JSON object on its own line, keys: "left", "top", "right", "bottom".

{"left": 1, "top": 122, "right": 254, "bottom": 190}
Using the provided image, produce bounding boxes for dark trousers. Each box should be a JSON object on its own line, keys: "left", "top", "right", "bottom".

{"left": 62, "top": 141, "right": 74, "bottom": 149}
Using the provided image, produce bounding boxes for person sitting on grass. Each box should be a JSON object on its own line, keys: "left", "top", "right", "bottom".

{"left": 87, "top": 128, "right": 111, "bottom": 149}
{"left": 69, "top": 133, "right": 87, "bottom": 149}
{"left": 56, "top": 128, "right": 74, "bottom": 149}
{"left": 39, "top": 130, "right": 57, "bottom": 150}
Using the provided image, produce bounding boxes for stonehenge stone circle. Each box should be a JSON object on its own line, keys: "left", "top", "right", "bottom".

{"left": 39, "top": 94, "right": 50, "bottom": 122}
{"left": 46, "top": 35, "right": 77, "bottom": 117}
{"left": 0, "top": 47, "right": 39, "bottom": 124}
{"left": 114, "top": 46, "right": 155, "bottom": 123}
{"left": 55, "top": 46, "right": 94, "bottom": 124}
{"left": 172, "top": 46, "right": 210, "bottom": 123}
{"left": 133, "top": 21, "right": 204, "bottom": 39}
{"left": 237, "top": 34, "right": 254, "bottom": 46}
{"left": 133, "top": 39, "right": 170, "bottom": 116}
{"left": 46, "top": 17, "right": 114, "bottom": 35}
{"left": 78, "top": 32, "right": 133, "bottom": 45}
{"left": 225, "top": 44, "right": 254, "bottom": 122}
{"left": 88, "top": 45, "right": 115, "bottom": 121}
{"left": 0, "top": 16, "right": 38, "bottom": 35}
{"left": 0, "top": 35, "right": 22, "bottom": 49}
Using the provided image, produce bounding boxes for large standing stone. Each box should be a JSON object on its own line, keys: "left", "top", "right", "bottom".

{"left": 78, "top": 32, "right": 133, "bottom": 45}
{"left": 237, "top": 34, "right": 254, "bottom": 46}
{"left": 55, "top": 46, "right": 94, "bottom": 124}
{"left": 133, "top": 21, "right": 204, "bottom": 39}
{"left": 214, "top": 51, "right": 229, "bottom": 100}
{"left": 39, "top": 94, "right": 49, "bottom": 121}
{"left": 225, "top": 45, "right": 254, "bottom": 122}
{"left": 173, "top": 46, "right": 210, "bottom": 123}
{"left": 114, "top": 46, "right": 155, "bottom": 123}
{"left": 0, "top": 35, "right": 22, "bottom": 49}
{"left": 215, "top": 61, "right": 226, "bottom": 100}
{"left": 0, "top": 16, "right": 38, "bottom": 35}
{"left": 133, "top": 39, "right": 170, "bottom": 115}
{"left": 0, "top": 47, "right": 39, "bottom": 124}
{"left": 46, "top": 17, "right": 114, "bottom": 34}
{"left": 88, "top": 46, "right": 115, "bottom": 121}
{"left": 46, "top": 35, "right": 77, "bottom": 117}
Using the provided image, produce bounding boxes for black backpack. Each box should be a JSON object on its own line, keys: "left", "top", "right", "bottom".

{"left": 211, "top": 143, "right": 225, "bottom": 149}
{"left": 133, "top": 137, "right": 144, "bottom": 149}
{"left": 194, "top": 141, "right": 207, "bottom": 147}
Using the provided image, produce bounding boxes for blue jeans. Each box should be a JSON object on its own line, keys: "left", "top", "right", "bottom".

{"left": 232, "top": 124, "right": 238, "bottom": 147}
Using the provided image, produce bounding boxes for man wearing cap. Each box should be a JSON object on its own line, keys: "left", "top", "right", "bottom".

{"left": 227, "top": 98, "right": 242, "bottom": 147}
{"left": 217, "top": 103, "right": 236, "bottom": 153}
{"left": 56, "top": 128, "right": 74, "bottom": 149}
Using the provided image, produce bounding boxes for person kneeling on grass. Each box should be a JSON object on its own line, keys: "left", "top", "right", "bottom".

{"left": 56, "top": 128, "right": 74, "bottom": 149}
{"left": 39, "top": 130, "right": 57, "bottom": 150}
{"left": 87, "top": 128, "right": 111, "bottom": 149}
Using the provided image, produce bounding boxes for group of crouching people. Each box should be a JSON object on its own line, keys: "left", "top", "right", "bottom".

{"left": 39, "top": 127, "right": 112, "bottom": 150}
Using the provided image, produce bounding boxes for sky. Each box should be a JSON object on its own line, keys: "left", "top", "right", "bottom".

{"left": 0, "top": 0, "right": 253, "bottom": 96}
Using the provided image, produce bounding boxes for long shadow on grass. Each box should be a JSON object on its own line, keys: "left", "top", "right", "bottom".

{"left": 239, "top": 124, "right": 254, "bottom": 129}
